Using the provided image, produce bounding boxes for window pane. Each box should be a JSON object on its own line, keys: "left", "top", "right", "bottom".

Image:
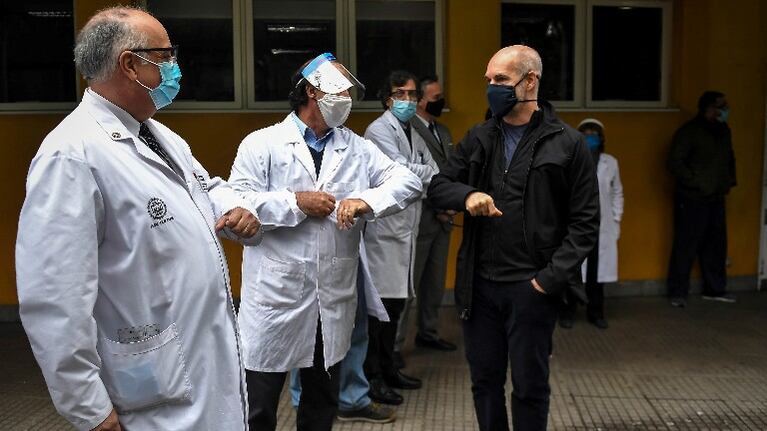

{"left": 148, "top": 1, "right": 235, "bottom": 102}
{"left": 356, "top": 0, "right": 435, "bottom": 101}
{"left": 501, "top": 3, "right": 575, "bottom": 101}
{"left": 0, "top": 1, "right": 75, "bottom": 103}
{"left": 592, "top": 6, "right": 662, "bottom": 101}
{"left": 252, "top": 0, "right": 336, "bottom": 102}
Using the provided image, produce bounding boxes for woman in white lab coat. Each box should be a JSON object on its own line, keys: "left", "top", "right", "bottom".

{"left": 560, "top": 118, "right": 624, "bottom": 329}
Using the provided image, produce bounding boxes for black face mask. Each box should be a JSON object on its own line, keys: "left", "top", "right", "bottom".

{"left": 425, "top": 97, "right": 445, "bottom": 117}
{"left": 486, "top": 73, "right": 537, "bottom": 118}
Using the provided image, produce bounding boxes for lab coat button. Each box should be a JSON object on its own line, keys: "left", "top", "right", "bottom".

{"left": 111, "top": 132, "right": 121, "bottom": 139}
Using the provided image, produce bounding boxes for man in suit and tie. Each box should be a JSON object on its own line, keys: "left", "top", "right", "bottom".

{"left": 395, "top": 76, "right": 457, "bottom": 364}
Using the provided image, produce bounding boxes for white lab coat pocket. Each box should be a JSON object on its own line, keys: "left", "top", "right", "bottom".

{"left": 255, "top": 256, "right": 306, "bottom": 308}
{"left": 328, "top": 257, "right": 358, "bottom": 305}
{"left": 100, "top": 323, "right": 192, "bottom": 413}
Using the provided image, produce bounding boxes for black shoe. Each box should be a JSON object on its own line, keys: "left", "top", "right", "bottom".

{"left": 670, "top": 297, "right": 687, "bottom": 308}
{"left": 338, "top": 402, "right": 397, "bottom": 423}
{"left": 393, "top": 351, "right": 405, "bottom": 369}
{"left": 415, "top": 335, "right": 457, "bottom": 351}
{"left": 587, "top": 316, "right": 608, "bottom": 329}
{"left": 368, "top": 379, "right": 403, "bottom": 405}
{"left": 558, "top": 316, "right": 574, "bottom": 329}
{"left": 384, "top": 371, "right": 422, "bottom": 390}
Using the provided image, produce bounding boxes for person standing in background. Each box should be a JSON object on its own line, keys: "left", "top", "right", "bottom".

{"left": 362, "top": 70, "right": 438, "bottom": 405}
{"left": 559, "top": 118, "right": 623, "bottom": 329}
{"left": 395, "top": 75, "right": 457, "bottom": 368}
{"left": 667, "top": 91, "right": 737, "bottom": 308}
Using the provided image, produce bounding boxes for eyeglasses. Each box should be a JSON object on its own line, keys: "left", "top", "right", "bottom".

{"left": 130, "top": 45, "right": 179, "bottom": 62}
{"left": 390, "top": 89, "right": 419, "bottom": 101}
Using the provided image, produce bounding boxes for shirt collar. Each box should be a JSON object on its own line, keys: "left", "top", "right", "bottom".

{"left": 415, "top": 113, "right": 432, "bottom": 128}
{"left": 86, "top": 88, "right": 142, "bottom": 138}
{"left": 290, "top": 111, "right": 334, "bottom": 152}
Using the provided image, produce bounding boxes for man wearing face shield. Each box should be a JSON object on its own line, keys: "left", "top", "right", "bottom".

{"left": 228, "top": 53, "right": 421, "bottom": 431}
{"left": 16, "top": 6, "right": 261, "bottom": 431}
{"left": 427, "top": 45, "right": 599, "bottom": 431}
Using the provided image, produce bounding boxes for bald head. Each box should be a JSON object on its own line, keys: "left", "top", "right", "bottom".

{"left": 74, "top": 6, "right": 160, "bottom": 82}
{"left": 488, "top": 45, "right": 542, "bottom": 81}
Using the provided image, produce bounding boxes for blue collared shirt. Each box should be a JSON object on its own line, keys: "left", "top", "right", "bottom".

{"left": 290, "top": 112, "right": 334, "bottom": 152}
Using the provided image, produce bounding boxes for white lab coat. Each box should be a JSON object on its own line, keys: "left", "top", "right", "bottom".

{"left": 363, "top": 110, "right": 439, "bottom": 299}
{"left": 15, "top": 90, "right": 258, "bottom": 431}
{"left": 582, "top": 152, "right": 624, "bottom": 283}
{"left": 229, "top": 115, "right": 421, "bottom": 371}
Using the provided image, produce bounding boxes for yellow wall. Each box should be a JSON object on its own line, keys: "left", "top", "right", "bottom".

{"left": 1, "top": 0, "right": 765, "bottom": 304}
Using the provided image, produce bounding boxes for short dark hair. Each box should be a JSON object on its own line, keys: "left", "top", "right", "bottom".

{"left": 378, "top": 70, "right": 419, "bottom": 109}
{"left": 288, "top": 68, "right": 309, "bottom": 112}
{"left": 697, "top": 90, "right": 725, "bottom": 115}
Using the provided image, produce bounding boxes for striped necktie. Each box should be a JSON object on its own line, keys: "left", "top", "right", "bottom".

{"left": 139, "top": 123, "right": 180, "bottom": 175}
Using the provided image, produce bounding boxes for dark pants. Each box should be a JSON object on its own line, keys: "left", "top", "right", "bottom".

{"left": 667, "top": 194, "right": 728, "bottom": 298}
{"left": 463, "top": 277, "right": 558, "bottom": 431}
{"left": 365, "top": 298, "right": 406, "bottom": 380}
{"left": 246, "top": 322, "right": 341, "bottom": 431}
{"left": 563, "top": 243, "right": 604, "bottom": 319}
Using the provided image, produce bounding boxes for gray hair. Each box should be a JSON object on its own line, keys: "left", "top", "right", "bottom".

{"left": 74, "top": 6, "right": 149, "bottom": 82}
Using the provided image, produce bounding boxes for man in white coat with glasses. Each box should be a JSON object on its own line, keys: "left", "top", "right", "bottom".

{"left": 228, "top": 53, "right": 421, "bottom": 431}
{"left": 16, "top": 7, "right": 261, "bottom": 431}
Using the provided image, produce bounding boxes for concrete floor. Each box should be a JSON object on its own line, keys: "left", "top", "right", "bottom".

{"left": 1, "top": 292, "right": 766, "bottom": 430}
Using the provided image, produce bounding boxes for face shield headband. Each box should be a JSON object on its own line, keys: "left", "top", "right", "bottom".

{"left": 297, "top": 53, "right": 366, "bottom": 100}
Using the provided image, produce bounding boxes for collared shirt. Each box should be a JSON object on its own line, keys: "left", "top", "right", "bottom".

{"left": 290, "top": 111, "right": 334, "bottom": 153}
{"left": 87, "top": 88, "right": 141, "bottom": 138}
{"left": 415, "top": 113, "right": 441, "bottom": 143}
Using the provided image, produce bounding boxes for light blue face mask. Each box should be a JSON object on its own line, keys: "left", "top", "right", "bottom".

{"left": 390, "top": 99, "right": 417, "bottom": 122}
{"left": 134, "top": 54, "right": 182, "bottom": 110}
{"left": 718, "top": 107, "right": 730, "bottom": 123}
{"left": 585, "top": 134, "right": 601, "bottom": 151}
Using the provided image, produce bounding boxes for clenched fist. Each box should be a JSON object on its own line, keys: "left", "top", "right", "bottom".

{"left": 215, "top": 207, "right": 261, "bottom": 238}
{"left": 464, "top": 192, "right": 503, "bottom": 217}
{"left": 336, "top": 198, "right": 372, "bottom": 230}
{"left": 296, "top": 191, "right": 336, "bottom": 218}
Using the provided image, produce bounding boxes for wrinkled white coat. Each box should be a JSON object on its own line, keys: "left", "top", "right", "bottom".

{"left": 363, "top": 110, "right": 438, "bottom": 299}
{"left": 582, "top": 152, "right": 624, "bottom": 283}
{"left": 229, "top": 115, "right": 421, "bottom": 371}
{"left": 16, "top": 90, "right": 257, "bottom": 431}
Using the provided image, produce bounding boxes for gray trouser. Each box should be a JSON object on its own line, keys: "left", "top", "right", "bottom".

{"left": 395, "top": 219, "right": 451, "bottom": 351}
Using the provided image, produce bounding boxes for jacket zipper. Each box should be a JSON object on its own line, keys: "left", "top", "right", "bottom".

{"left": 520, "top": 128, "right": 565, "bottom": 268}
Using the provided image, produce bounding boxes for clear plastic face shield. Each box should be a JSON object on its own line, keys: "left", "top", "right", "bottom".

{"left": 298, "top": 53, "right": 366, "bottom": 100}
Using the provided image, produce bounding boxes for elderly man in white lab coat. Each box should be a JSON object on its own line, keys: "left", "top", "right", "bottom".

{"left": 15, "top": 7, "right": 260, "bottom": 431}
{"left": 362, "top": 70, "right": 438, "bottom": 404}
{"left": 228, "top": 54, "right": 421, "bottom": 431}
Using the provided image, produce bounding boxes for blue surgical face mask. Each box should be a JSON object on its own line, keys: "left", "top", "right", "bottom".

{"left": 134, "top": 53, "right": 182, "bottom": 110}
{"left": 718, "top": 107, "right": 730, "bottom": 123}
{"left": 390, "top": 99, "right": 417, "bottom": 122}
{"left": 585, "top": 134, "right": 601, "bottom": 151}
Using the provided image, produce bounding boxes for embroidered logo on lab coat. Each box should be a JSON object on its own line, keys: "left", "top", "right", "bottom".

{"left": 147, "top": 197, "right": 174, "bottom": 228}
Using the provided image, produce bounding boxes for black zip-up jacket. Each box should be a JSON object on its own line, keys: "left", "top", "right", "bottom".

{"left": 427, "top": 102, "right": 600, "bottom": 320}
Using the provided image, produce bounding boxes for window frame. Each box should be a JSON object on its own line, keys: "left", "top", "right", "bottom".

{"left": 0, "top": 0, "right": 79, "bottom": 112}
{"left": 585, "top": 0, "right": 672, "bottom": 108}
{"left": 501, "top": 0, "right": 672, "bottom": 110}
{"left": 347, "top": 0, "right": 445, "bottom": 111}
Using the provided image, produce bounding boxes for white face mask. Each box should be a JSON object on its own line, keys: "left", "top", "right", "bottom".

{"left": 318, "top": 93, "right": 352, "bottom": 128}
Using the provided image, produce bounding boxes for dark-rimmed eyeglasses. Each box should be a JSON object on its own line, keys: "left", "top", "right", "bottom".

{"left": 390, "top": 89, "right": 419, "bottom": 101}
{"left": 129, "top": 45, "right": 179, "bottom": 62}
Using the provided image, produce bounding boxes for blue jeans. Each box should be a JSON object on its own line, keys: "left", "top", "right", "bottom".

{"left": 291, "top": 266, "right": 371, "bottom": 411}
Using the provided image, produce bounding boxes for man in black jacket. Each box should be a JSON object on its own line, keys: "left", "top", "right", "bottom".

{"left": 428, "top": 45, "right": 599, "bottom": 431}
{"left": 666, "top": 91, "right": 737, "bottom": 307}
